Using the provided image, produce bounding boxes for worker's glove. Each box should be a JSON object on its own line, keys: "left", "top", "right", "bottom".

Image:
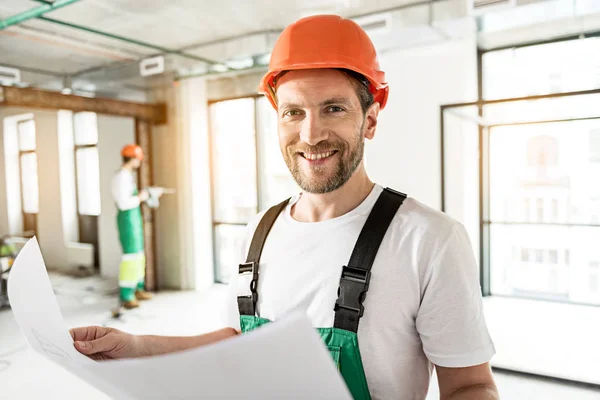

{"left": 146, "top": 197, "right": 160, "bottom": 209}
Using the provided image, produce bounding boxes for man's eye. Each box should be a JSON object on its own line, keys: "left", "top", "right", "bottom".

{"left": 327, "top": 106, "right": 344, "bottom": 113}
{"left": 284, "top": 110, "right": 302, "bottom": 117}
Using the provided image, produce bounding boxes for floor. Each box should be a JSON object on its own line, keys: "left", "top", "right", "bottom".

{"left": 1, "top": 273, "right": 599, "bottom": 399}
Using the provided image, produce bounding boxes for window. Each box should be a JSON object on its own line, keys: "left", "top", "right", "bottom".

{"left": 590, "top": 129, "right": 600, "bottom": 162}
{"left": 480, "top": 37, "right": 600, "bottom": 306}
{"left": 527, "top": 136, "right": 559, "bottom": 168}
{"left": 536, "top": 198, "right": 544, "bottom": 222}
{"left": 551, "top": 199, "right": 559, "bottom": 221}
{"left": 209, "top": 96, "right": 298, "bottom": 283}
{"left": 589, "top": 262, "right": 600, "bottom": 293}
{"left": 17, "top": 119, "right": 38, "bottom": 236}
{"left": 549, "top": 250, "right": 558, "bottom": 264}
{"left": 534, "top": 249, "right": 544, "bottom": 263}
{"left": 482, "top": 36, "right": 600, "bottom": 100}
{"left": 73, "top": 112, "right": 101, "bottom": 216}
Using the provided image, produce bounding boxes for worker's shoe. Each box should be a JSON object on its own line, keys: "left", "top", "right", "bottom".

{"left": 135, "top": 290, "right": 153, "bottom": 301}
{"left": 122, "top": 299, "right": 140, "bottom": 309}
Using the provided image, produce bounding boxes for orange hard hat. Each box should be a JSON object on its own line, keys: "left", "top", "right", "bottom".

{"left": 259, "top": 15, "right": 388, "bottom": 110}
{"left": 121, "top": 144, "right": 144, "bottom": 160}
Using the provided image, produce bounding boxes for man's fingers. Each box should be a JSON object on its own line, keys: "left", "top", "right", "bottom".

{"left": 70, "top": 326, "right": 111, "bottom": 342}
{"left": 74, "top": 335, "right": 114, "bottom": 356}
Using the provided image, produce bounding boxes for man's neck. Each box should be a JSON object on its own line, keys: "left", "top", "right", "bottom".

{"left": 291, "top": 166, "right": 374, "bottom": 223}
{"left": 122, "top": 165, "right": 133, "bottom": 172}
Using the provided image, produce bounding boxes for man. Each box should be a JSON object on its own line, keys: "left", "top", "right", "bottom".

{"left": 71, "top": 15, "right": 499, "bottom": 399}
{"left": 111, "top": 144, "right": 161, "bottom": 309}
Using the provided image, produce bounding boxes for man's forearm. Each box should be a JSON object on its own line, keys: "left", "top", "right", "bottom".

{"left": 139, "top": 327, "right": 238, "bottom": 357}
{"left": 444, "top": 384, "right": 499, "bottom": 400}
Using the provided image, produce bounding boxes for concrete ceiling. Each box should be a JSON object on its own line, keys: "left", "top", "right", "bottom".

{"left": 1, "top": 0, "right": 598, "bottom": 101}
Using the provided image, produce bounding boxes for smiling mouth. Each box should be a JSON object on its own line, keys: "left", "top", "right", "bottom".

{"left": 299, "top": 150, "right": 338, "bottom": 161}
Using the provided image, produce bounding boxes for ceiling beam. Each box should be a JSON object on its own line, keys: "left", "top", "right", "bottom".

{"left": 0, "top": 62, "right": 64, "bottom": 77}
{"left": 37, "top": 16, "right": 223, "bottom": 66}
{"left": 0, "top": 0, "right": 82, "bottom": 30}
{"left": 0, "top": 85, "right": 166, "bottom": 124}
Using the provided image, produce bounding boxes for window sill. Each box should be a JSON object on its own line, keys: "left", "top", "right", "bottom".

{"left": 483, "top": 295, "right": 600, "bottom": 385}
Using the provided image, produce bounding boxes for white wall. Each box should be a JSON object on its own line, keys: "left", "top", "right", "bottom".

{"left": 35, "top": 110, "right": 65, "bottom": 268}
{"left": 0, "top": 108, "right": 91, "bottom": 269}
{"left": 151, "top": 78, "right": 213, "bottom": 290}
{"left": 179, "top": 78, "right": 213, "bottom": 291}
{"left": 151, "top": 86, "right": 184, "bottom": 289}
{"left": 97, "top": 115, "right": 135, "bottom": 278}
{"left": 35, "top": 110, "right": 82, "bottom": 270}
{"left": 368, "top": 36, "right": 479, "bottom": 210}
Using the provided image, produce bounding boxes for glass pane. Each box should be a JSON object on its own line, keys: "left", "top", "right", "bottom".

{"left": 483, "top": 93, "right": 600, "bottom": 126}
{"left": 256, "top": 97, "right": 300, "bottom": 209}
{"left": 73, "top": 112, "right": 99, "bottom": 145}
{"left": 76, "top": 147, "right": 101, "bottom": 216}
{"left": 490, "top": 224, "right": 600, "bottom": 305}
{"left": 214, "top": 224, "right": 247, "bottom": 284}
{"left": 482, "top": 36, "right": 600, "bottom": 100}
{"left": 20, "top": 153, "right": 39, "bottom": 213}
{"left": 442, "top": 106, "right": 482, "bottom": 263}
{"left": 210, "top": 98, "right": 258, "bottom": 223}
{"left": 489, "top": 119, "right": 600, "bottom": 225}
{"left": 17, "top": 120, "right": 36, "bottom": 151}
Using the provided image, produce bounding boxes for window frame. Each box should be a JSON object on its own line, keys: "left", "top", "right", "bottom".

{"left": 440, "top": 36, "right": 600, "bottom": 307}
{"left": 208, "top": 95, "right": 262, "bottom": 284}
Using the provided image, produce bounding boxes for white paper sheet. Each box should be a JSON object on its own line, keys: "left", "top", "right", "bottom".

{"left": 8, "top": 238, "right": 352, "bottom": 400}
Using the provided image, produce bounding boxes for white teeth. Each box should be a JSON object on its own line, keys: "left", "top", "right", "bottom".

{"left": 305, "top": 151, "right": 334, "bottom": 161}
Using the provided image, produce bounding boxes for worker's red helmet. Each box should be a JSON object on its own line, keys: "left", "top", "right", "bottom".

{"left": 121, "top": 144, "right": 144, "bottom": 160}
{"left": 258, "top": 15, "right": 388, "bottom": 110}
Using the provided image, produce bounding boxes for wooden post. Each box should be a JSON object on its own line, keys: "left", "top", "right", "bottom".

{"left": 135, "top": 119, "right": 158, "bottom": 291}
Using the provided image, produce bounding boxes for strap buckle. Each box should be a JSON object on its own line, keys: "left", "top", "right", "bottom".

{"left": 238, "top": 262, "right": 258, "bottom": 303}
{"left": 334, "top": 266, "right": 371, "bottom": 318}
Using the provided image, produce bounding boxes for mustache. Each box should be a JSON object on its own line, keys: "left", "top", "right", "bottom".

{"left": 288, "top": 141, "right": 344, "bottom": 154}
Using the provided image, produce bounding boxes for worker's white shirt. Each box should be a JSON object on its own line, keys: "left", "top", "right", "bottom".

{"left": 111, "top": 168, "right": 140, "bottom": 211}
{"left": 224, "top": 184, "right": 495, "bottom": 400}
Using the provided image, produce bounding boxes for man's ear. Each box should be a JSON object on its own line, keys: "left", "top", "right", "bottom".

{"left": 364, "top": 102, "right": 380, "bottom": 140}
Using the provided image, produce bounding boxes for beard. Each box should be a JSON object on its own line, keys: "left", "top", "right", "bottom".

{"left": 282, "top": 127, "right": 365, "bottom": 194}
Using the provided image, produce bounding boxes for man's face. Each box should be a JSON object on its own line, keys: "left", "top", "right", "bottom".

{"left": 276, "top": 69, "right": 379, "bottom": 194}
{"left": 130, "top": 158, "right": 142, "bottom": 169}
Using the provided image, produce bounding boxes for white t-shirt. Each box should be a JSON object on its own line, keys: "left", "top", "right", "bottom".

{"left": 111, "top": 169, "right": 140, "bottom": 211}
{"left": 224, "top": 184, "right": 495, "bottom": 400}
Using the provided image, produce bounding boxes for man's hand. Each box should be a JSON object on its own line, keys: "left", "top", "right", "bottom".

{"left": 138, "top": 189, "right": 150, "bottom": 202}
{"left": 70, "top": 326, "right": 239, "bottom": 361}
{"left": 70, "top": 326, "right": 146, "bottom": 361}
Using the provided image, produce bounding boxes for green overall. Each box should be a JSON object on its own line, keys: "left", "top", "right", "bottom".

{"left": 237, "top": 188, "right": 406, "bottom": 400}
{"left": 117, "top": 184, "right": 146, "bottom": 301}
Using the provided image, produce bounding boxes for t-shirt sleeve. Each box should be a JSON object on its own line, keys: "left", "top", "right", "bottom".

{"left": 111, "top": 171, "right": 140, "bottom": 211}
{"left": 416, "top": 223, "right": 496, "bottom": 368}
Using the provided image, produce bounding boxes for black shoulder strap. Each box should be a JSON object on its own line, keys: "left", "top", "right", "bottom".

{"left": 237, "top": 198, "right": 290, "bottom": 316}
{"left": 333, "top": 188, "right": 407, "bottom": 332}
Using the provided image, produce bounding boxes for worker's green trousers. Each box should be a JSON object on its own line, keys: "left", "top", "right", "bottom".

{"left": 117, "top": 204, "right": 145, "bottom": 302}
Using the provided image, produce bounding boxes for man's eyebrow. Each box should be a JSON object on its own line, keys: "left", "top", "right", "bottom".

{"left": 279, "top": 98, "right": 353, "bottom": 110}
{"left": 278, "top": 102, "right": 301, "bottom": 110}
{"left": 319, "top": 97, "right": 352, "bottom": 107}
